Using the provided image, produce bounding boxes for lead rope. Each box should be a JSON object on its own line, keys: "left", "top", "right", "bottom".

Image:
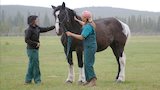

{"left": 63, "top": 26, "right": 72, "bottom": 59}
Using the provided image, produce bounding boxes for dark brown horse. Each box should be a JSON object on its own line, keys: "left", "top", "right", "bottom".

{"left": 51, "top": 2, "right": 130, "bottom": 83}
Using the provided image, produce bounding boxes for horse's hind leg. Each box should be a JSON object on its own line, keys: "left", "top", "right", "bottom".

{"left": 65, "top": 49, "right": 75, "bottom": 83}
{"left": 110, "top": 41, "right": 126, "bottom": 82}
{"left": 118, "top": 52, "right": 126, "bottom": 82}
{"left": 76, "top": 48, "right": 86, "bottom": 84}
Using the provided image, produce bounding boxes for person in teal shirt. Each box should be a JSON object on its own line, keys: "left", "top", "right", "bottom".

{"left": 66, "top": 11, "right": 97, "bottom": 87}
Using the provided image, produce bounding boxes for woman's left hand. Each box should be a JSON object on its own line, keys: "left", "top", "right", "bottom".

{"left": 89, "top": 17, "right": 93, "bottom": 22}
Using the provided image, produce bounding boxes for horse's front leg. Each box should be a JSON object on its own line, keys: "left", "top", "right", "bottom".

{"left": 76, "top": 48, "right": 86, "bottom": 84}
{"left": 65, "top": 48, "right": 75, "bottom": 83}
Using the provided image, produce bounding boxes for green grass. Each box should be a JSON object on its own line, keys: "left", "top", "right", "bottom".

{"left": 0, "top": 36, "right": 160, "bottom": 90}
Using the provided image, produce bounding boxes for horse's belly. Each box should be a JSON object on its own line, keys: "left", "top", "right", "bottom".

{"left": 96, "top": 42, "right": 109, "bottom": 52}
{"left": 96, "top": 36, "right": 112, "bottom": 52}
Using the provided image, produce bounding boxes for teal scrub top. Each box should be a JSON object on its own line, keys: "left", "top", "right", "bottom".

{"left": 81, "top": 23, "right": 97, "bottom": 48}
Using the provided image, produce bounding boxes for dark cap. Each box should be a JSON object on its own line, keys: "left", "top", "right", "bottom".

{"left": 27, "top": 15, "right": 38, "bottom": 25}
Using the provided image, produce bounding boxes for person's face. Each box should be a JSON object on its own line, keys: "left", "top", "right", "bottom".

{"left": 33, "top": 18, "right": 38, "bottom": 25}
{"left": 34, "top": 18, "right": 39, "bottom": 25}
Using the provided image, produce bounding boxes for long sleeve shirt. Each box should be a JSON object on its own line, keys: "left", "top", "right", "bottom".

{"left": 25, "top": 25, "right": 55, "bottom": 49}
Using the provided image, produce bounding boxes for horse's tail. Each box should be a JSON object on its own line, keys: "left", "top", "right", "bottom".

{"left": 117, "top": 19, "right": 131, "bottom": 43}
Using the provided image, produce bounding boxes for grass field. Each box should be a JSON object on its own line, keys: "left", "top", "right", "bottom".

{"left": 0, "top": 36, "right": 160, "bottom": 90}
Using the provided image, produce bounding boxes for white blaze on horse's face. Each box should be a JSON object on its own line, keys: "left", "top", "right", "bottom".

{"left": 55, "top": 10, "right": 60, "bottom": 34}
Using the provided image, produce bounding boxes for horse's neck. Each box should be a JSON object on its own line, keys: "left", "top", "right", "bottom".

{"left": 67, "top": 10, "right": 82, "bottom": 33}
{"left": 68, "top": 16, "right": 82, "bottom": 34}
{"left": 72, "top": 21, "right": 82, "bottom": 34}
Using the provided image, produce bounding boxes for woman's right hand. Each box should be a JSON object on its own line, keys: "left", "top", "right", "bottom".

{"left": 36, "top": 43, "right": 40, "bottom": 48}
{"left": 74, "top": 16, "right": 85, "bottom": 26}
{"left": 66, "top": 31, "right": 72, "bottom": 36}
{"left": 74, "top": 16, "right": 78, "bottom": 21}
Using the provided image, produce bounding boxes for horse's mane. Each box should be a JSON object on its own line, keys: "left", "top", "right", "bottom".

{"left": 66, "top": 8, "right": 82, "bottom": 32}
{"left": 67, "top": 8, "right": 81, "bottom": 21}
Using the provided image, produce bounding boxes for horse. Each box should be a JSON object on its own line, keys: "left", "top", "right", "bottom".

{"left": 51, "top": 2, "right": 130, "bottom": 83}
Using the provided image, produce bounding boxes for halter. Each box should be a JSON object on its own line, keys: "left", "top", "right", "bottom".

{"left": 55, "top": 9, "right": 69, "bottom": 25}
{"left": 55, "top": 9, "right": 72, "bottom": 58}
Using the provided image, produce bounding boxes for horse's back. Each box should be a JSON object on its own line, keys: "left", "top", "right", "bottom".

{"left": 95, "top": 17, "right": 128, "bottom": 52}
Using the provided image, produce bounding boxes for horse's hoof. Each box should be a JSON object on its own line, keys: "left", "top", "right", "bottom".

{"left": 65, "top": 80, "right": 73, "bottom": 84}
{"left": 78, "top": 81, "right": 85, "bottom": 85}
{"left": 116, "top": 79, "right": 123, "bottom": 83}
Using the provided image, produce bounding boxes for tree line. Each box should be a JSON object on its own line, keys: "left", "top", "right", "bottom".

{"left": 0, "top": 11, "right": 160, "bottom": 36}
{"left": 0, "top": 10, "right": 53, "bottom": 36}
{"left": 118, "top": 15, "right": 160, "bottom": 34}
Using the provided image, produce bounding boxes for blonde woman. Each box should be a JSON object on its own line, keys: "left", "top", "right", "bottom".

{"left": 66, "top": 11, "right": 97, "bottom": 87}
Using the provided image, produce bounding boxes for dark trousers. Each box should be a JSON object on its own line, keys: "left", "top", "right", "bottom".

{"left": 25, "top": 49, "right": 41, "bottom": 84}
{"left": 84, "top": 46, "right": 97, "bottom": 82}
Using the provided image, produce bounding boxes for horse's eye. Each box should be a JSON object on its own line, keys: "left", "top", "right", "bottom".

{"left": 58, "top": 15, "right": 60, "bottom": 18}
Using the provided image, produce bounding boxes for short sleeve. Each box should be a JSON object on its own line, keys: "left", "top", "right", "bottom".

{"left": 81, "top": 24, "right": 93, "bottom": 39}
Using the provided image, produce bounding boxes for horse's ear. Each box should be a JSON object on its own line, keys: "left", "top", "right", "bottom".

{"left": 51, "top": 5, "right": 56, "bottom": 9}
{"left": 62, "top": 2, "right": 65, "bottom": 10}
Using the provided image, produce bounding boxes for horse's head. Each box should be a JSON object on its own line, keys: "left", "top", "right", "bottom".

{"left": 51, "top": 2, "right": 76, "bottom": 36}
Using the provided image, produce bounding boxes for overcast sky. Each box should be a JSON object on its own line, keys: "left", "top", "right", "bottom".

{"left": 1, "top": 0, "right": 160, "bottom": 12}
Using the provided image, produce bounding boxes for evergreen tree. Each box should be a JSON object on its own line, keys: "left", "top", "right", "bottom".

{"left": 137, "top": 15, "right": 142, "bottom": 31}
{"left": 0, "top": 10, "right": 8, "bottom": 35}
{"left": 43, "top": 13, "right": 50, "bottom": 26}
{"left": 27, "top": 11, "right": 31, "bottom": 17}
{"left": 13, "top": 11, "right": 25, "bottom": 35}
{"left": 157, "top": 16, "right": 160, "bottom": 32}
